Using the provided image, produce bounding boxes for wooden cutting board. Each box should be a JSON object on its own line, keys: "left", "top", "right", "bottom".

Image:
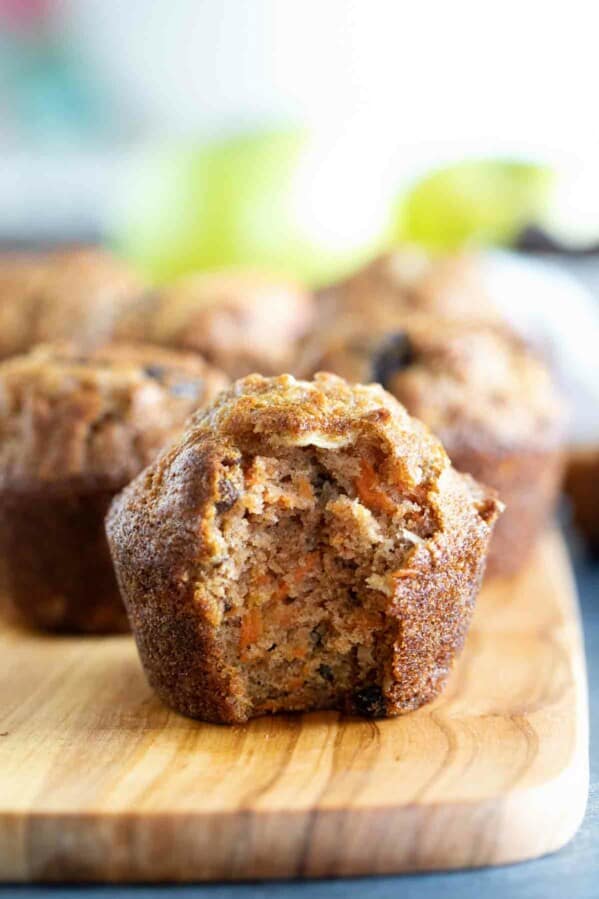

{"left": 0, "top": 529, "right": 588, "bottom": 882}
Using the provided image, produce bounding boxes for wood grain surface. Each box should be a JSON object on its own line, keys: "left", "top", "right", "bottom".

{"left": 0, "top": 529, "right": 589, "bottom": 882}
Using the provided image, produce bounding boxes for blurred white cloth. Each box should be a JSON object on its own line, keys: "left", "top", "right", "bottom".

{"left": 482, "top": 251, "right": 599, "bottom": 446}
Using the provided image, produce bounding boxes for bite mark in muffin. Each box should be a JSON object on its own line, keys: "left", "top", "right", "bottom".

{"left": 107, "top": 373, "right": 501, "bottom": 723}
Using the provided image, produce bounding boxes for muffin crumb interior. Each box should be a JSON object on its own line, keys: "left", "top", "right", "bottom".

{"left": 195, "top": 440, "right": 438, "bottom": 717}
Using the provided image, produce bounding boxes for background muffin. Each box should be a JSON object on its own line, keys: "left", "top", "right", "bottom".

{"left": 116, "top": 268, "right": 314, "bottom": 378}
{"left": 107, "top": 372, "right": 500, "bottom": 724}
{"left": 317, "top": 247, "right": 502, "bottom": 327}
{"left": 298, "top": 316, "right": 565, "bottom": 576}
{"left": 0, "top": 342, "right": 228, "bottom": 633}
{"left": 0, "top": 247, "right": 145, "bottom": 359}
{"left": 0, "top": 253, "right": 49, "bottom": 359}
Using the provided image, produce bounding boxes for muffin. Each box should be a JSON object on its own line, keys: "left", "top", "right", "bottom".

{"left": 298, "top": 316, "right": 565, "bottom": 576}
{"left": 0, "top": 253, "right": 48, "bottom": 358}
{"left": 565, "top": 446, "right": 599, "bottom": 555}
{"left": 0, "top": 343, "right": 228, "bottom": 633}
{"left": 116, "top": 268, "right": 314, "bottom": 378}
{"left": 0, "top": 247, "right": 145, "bottom": 358}
{"left": 106, "top": 373, "right": 501, "bottom": 724}
{"left": 318, "top": 247, "right": 502, "bottom": 327}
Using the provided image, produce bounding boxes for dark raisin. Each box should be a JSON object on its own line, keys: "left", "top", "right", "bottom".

{"left": 318, "top": 664, "right": 334, "bottom": 683}
{"left": 348, "top": 587, "right": 362, "bottom": 606}
{"left": 267, "top": 643, "right": 277, "bottom": 652}
{"left": 310, "top": 621, "right": 328, "bottom": 647}
{"left": 144, "top": 364, "right": 166, "bottom": 382}
{"left": 312, "top": 471, "right": 326, "bottom": 489}
{"left": 170, "top": 379, "right": 203, "bottom": 399}
{"left": 515, "top": 225, "right": 584, "bottom": 254}
{"left": 352, "top": 684, "right": 386, "bottom": 718}
{"left": 215, "top": 479, "right": 240, "bottom": 514}
{"left": 371, "top": 332, "right": 415, "bottom": 389}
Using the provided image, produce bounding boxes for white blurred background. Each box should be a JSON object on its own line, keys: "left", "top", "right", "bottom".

{"left": 2, "top": 0, "right": 599, "bottom": 241}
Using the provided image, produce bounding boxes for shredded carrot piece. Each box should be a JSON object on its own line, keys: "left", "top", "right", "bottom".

{"left": 355, "top": 459, "right": 396, "bottom": 514}
{"left": 253, "top": 573, "right": 270, "bottom": 587}
{"left": 352, "top": 609, "right": 384, "bottom": 630}
{"left": 239, "top": 607, "right": 262, "bottom": 651}
{"left": 391, "top": 568, "right": 419, "bottom": 580}
{"left": 272, "top": 582, "right": 289, "bottom": 602}
{"left": 291, "top": 552, "right": 319, "bottom": 584}
{"left": 297, "top": 476, "right": 314, "bottom": 501}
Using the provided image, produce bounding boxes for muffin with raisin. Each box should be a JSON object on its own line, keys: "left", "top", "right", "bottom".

{"left": 317, "top": 247, "right": 502, "bottom": 327}
{"left": 0, "top": 247, "right": 145, "bottom": 359}
{"left": 0, "top": 343, "right": 228, "bottom": 633}
{"left": 107, "top": 373, "right": 501, "bottom": 724}
{"left": 116, "top": 268, "right": 314, "bottom": 378}
{"left": 298, "top": 317, "right": 565, "bottom": 576}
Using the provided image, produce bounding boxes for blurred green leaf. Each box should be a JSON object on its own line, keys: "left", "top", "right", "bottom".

{"left": 396, "top": 159, "right": 554, "bottom": 251}
{"left": 114, "top": 128, "right": 393, "bottom": 286}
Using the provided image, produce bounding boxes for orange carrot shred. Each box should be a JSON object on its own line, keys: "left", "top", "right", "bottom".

{"left": 239, "top": 607, "right": 262, "bottom": 651}
{"left": 392, "top": 568, "right": 419, "bottom": 580}
{"left": 355, "top": 459, "right": 396, "bottom": 514}
{"left": 291, "top": 552, "right": 318, "bottom": 584}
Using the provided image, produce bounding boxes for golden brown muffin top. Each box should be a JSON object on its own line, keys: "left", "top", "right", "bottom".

{"left": 319, "top": 247, "right": 502, "bottom": 326}
{"left": 116, "top": 268, "right": 315, "bottom": 378}
{"left": 298, "top": 316, "right": 565, "bottom": 452}
{"left": 0, "top": 342, "right": 229, "bottom": 488}
{"left": 109, "top": 373, "right": 500, "bottom": 606}
{"left": 176, "top": 373, "right": 500, "bottom": 517}
{"left": 0, "top": 247, "right": 145, "bottom": 358}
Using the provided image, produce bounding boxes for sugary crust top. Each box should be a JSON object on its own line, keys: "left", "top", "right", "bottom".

{"left": 0, "top": 248, "right": 145, "bottom": 358}
{"left": 110, "top": 373, "right": 500, "bottom": 569}
{"left": 0, "top": 342, "right": 229, "bottom": 489}
{"left": 116, "top": 269, "right": 315, "bottom": 377}
{"left": 319, "top": 248, "right": 503, "bottom": 326}
{"left": 187, "top": 372, "right": 448, "bottom": 486}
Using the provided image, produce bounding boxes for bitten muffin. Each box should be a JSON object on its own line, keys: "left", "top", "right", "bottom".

{"left": 116, "top": 268, "right": 314, "bottom": 378}
{"left": 565, "top": 446, "right": 599, "bottom": 555}
{"left": 298, "top": 317, "right": 565, "bottom": 576}
{"left": 317, "top": 247, "right": 502, "bottom": 327}
{"left": 0, "top": 343, "right": 228, "bottom": 633}
{"left": 0, "top": 247, "right": 145, "bottom": 359}
{"left": 106, "top": 373, "right": 501, "bottom": 724}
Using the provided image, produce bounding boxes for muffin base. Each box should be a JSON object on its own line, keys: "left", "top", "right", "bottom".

{"left": 0, "top": 485, "right": 128, "bottom": 633}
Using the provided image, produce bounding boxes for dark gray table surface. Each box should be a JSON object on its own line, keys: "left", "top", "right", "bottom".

{"left": 2, "top": 525, "right": 597, "bottom": 899}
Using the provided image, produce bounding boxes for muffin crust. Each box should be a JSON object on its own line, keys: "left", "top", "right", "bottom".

{"left": 0, "top": 247, "right": 145, "bottom": 358}
{"left": 318, "top": 248, "right": 502, "bottom": 327}
{"left": 116, "top": 268, "right": 314, "bottom": 378}
{"left": 119, "top": 270, "right": 313, "bottom": 378}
